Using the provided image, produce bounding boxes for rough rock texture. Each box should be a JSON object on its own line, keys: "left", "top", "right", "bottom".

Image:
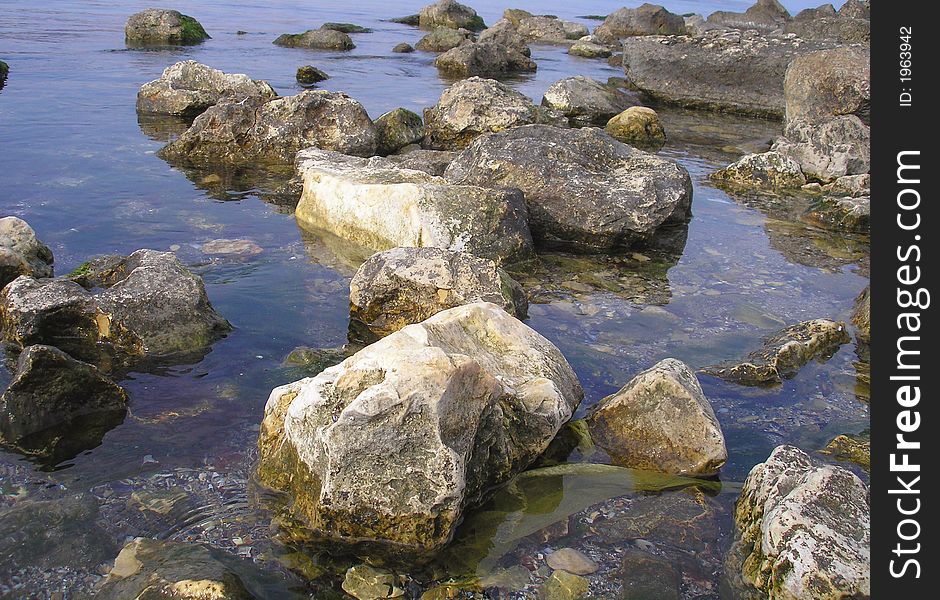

{"left": 0, "top": 217, "right": 54, "bottom": 290}
{"left": 444, "top": 125, "right": 693, "bottom": 253}
{"left": 434, "top": 40, "right": 536, "bottom": 77}
{"left": 592, "top": 4, "right": 686, "bottom": 43}
{"left": 784, "top": 47, "right": 870, "bottom": 126}
{"left": 294, "top": 148, "right": 534, "bottom": 266}
{"left": 296, "top": 65, "right": 329, "bottom": 85}
{"left": 375, "top": 108, "right": 425, "bottom": 155}
{"left": 568, "top": 40, "right": 612, "bottom": 58}
{"left": 502, "top": 9, "right": 533, "bottom": 27}
{"left": 0, "top": 60, "right": 7, "bottom": 84}
{"left": 125, "top": 9, "right": 210, "bottom": 46}
{"left": 387, "top": 148, "right": 456, "bottom": 176}
{"left": 419, "top": 0, "right": 485, "bottom": 31}
{"left": 784, "top": 16, "right": 870, "bottom": 45}
{"left": 621, "top": 29, "right": 834, "bottom": 118}
{"left": 711, "top": 152, "right": 807, "bottom": 189}
{"left": 852, "top": 285, "right": 870, "bottom": 345}
{"left": 422, "top": 77, "right": 567, "bottom": 150}
{"left": 348, "top": 247, "right": 527, "bottom": 342}
{"left": 136, "top": 61, "right": 276, "bottom": 118}
{"left": 587, "top": 359, "right": 727, "bottom": 476}
{"left": 256, "top": 302, "right": 583, "bottom": 554}
{"left": 542, "top": 76, "right": 640, "bottom": 126}
{"left": 321, "top": 22, "right": 372, "bottom": 33}
{"left": 343, "top": 564, "right": 404, "bottom": 600}
{"left": 731, "top": 445, "right": 870, "bottom": 599}
{"left": 703, "top": 319, "right": 850, "bottom": 385}
{"left": 772, "top": 116, "right": 870, "bottom": 183}
{"left": 824, "top": 173, "right": 870, "bottom": 197}
{"left": 0, "top": 250, "right": 230, "bottom": 367}
{"left": 159, "top": 91, "right": 377, "bottom": 165}
{"left": 273, "top": 28, "right": 355, "bottom": 50}
{"left": 839, "top": 0, "right": 870, "bottom": 20}
{"left": 0, "top": 345, "right": 127, "bottom": 454}
{"left": 803, "top": 196, "right": 870, "bottom": 234}
{"left": 605, "top": 106, "right": 665, "bottom": 150}
{"left": 706, "top": 0, "right": 791, "bottom": 31}
{"left": 415, "top": 27, "right": 472, "bottom": 52}
{"left": 478, "top": 20, "right": 531, "bottom": 56}
{"left": 392, "top": 42, "right": 415, "bottom": 53}
{"left": 514, "top": 16, "right": 585, "bottom": 43}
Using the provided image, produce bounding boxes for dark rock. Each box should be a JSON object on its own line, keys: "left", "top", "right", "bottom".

{"left": 0, "top": 217, "right": 54, "bottom": 290}
{"left": 390, "top": 14, "right": 421, "bottom": 26}
{"left": 434, "top": 40, "right": 536, "bottom": 77}
{"left": 415, "top": 27, "right": 473, "bottom": 52}
{"left": 392, "top": 42, "right": 415, "bottom": 53}
{"left": 705, "top": 0, "right": 791, "bottom": 32}
{"left": 321, "top": 22, "right": 372, "bottom": 34}
{"left": 296, "top": 65, "right": 329, "bottom": 85}
{"left": 593, "top": 4, "right": 687, "bottom": 43}
{"left": 374, "top": 108, "right": 424, "bottom": 155}
{"left": 620, "top": 550, "right": 681, "bottom": 600}
{"left": 136, "top": 60, "right": 276, "bottom": 118}
{"left": 852, "top": 285, "right": 870, "bottom": 345}
{"left": 125, "top": 9, "right": 210, "bottom": 46}
{"left": 273, "top": 28, "right": 355, "bottom": 50}
{"left": 784, "top": 16, "right": 870, "bottom": 44}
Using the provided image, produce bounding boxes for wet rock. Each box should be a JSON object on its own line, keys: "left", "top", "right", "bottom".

{"left": 434, "top": 40, "right": 536, "bottom": 77}
{"left": 605, "top": 106, "right": 665, "bottom": 150}
{"left": 444, "top": 125, "right": 692, "bottom": 253}
{"left": 322, "top": 22, "right": 372, "bottom": 34}
{"left": 97, "top": 537, "right": 304, "bottom": 599}
{"left": 257, "top": 302, "right": 583, "bottom": 555}
{"left": 711, "top": 152, "right": 806, "bottom": 190}
{"left": 0, "top": 345, "right": 127, "bottom": 458}
{"left": 415, "top": 27, "right": 473, "bottom": 52}
{"left": 283, "top": 345, "right": 350, "bottom": 376}
{"left": 423, "top": 77, "right": 566, "bottom": 151}
{"left": 784, "top": 47, "right": 870, "bottom": 126}
{"left": 294, "top": 148, "right": 534, "bottom": 266}
{"left": 802, "top": 196, "right": 870, "bottom": 234}
{"left": 478, "top": 20, "right": 532, "bottom": 56}
{"left": 562, "top": 22, "right": 590, "bottom": 40}
{"left": 1, "top": 249, "right": 230, "bottom": 367}
{"left": 386, "top": 148, "right": 456, "bottom": 176}
{"left": 588, "top": 359, "right": 727, "bottom": 476}
{"left": 542, "top": 76, "right": 641, "bottom": 126}
{"left": 0, "top": 60, "right": 7, "bottom": 84}
{"left": 375, "top": 108, "right": 425, "bottom": 155}
{"left": 621, "top": 29, "right": 834, "bottom": 118}
{"left": 390, "top": 14, "right": 421, "bottom": 26}
{"left": 772, "top": 116, "right": 870, "bottom": 183}
{"left": 538, "top": 570, "right": 588, "bottom": 600}
{"left": 201, "top": 238, "right": 263, "bottom": 256}
{"left": 703, "top": 319, "right": 850, "bottom": 385}
{"left": 839, "top": 0, "right": 871, "bottom": 20}
{"left": 731, "top": 445, "right": 870, "bottom": 600}
{"left": 296, "top": 65, "right": 329, "bottom": 85}
{"left": 273, "top": 28, "right": 355, "bottom": 50}
{"left": 592, "top": 4, "right": 686, "bottom": 43}
{"left": 824, "top": 173, "right": 870, "bottom": 197}
{"left": 567, "top": 40, "right": 612, "bottom": 58}
{"left": 784, "top": 16, "right": 870, "bottom": 45}
{"left": 706, "top": 0, "right": 791, "bottom": 31}
{"left": 546, "top": 548, "right": 597, "bottom": 575}
{"left": 392, "top": 42, "right": 415, "bottom": 53}
{"left": 823, "top": 432, "right": 870, "bottom": 472}
{"left": 349, "top": 247, "right": 527, "bottom": 342}
{"left": 136, "top": 61, "right": 276, "bottom": 118}
{"left": 125, "top": 9, "right": 210, "bottom": 46}
{"left": 159, "top": 90, "right": 377, "bottom": 165}
{"left": 343, "top": 564, "right": 405, "bottom": 600}
{"left": 0, "top": 216, "right": 54, "bottom": 289}
{"left": 419, "top": 0, "right": 485, "bottom": 31}
{"left": 852, "top": 285, "right": 870, "bottom": 345}
{"left": 620, "top": 550, "right": 681, "bottom": 600}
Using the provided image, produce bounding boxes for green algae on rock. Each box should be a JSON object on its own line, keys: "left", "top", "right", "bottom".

{"left": 124, "top": 9, "right": 210, "bottom": 46}
{"left": 374, "top": 108, "right": 425, "bottom": 155}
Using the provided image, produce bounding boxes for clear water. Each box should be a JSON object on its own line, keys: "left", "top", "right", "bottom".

{"left": 0, "top": 1, "right": 867, "bottom": 597}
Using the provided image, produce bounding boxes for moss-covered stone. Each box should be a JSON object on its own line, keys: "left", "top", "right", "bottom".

{"left": 822, "top": 431, "right": 870, "bottom": 472}
{"left": 374, "top": 108, "right": 424, "bottom": 155}
{"left": 321, "top": 22, "right": 373, "bottom": 33}
{"left": 124, "top": 9, "right": 210, "bottom": 46}
{"left": 296, "top": 65, "right": 329, "bottom": 85}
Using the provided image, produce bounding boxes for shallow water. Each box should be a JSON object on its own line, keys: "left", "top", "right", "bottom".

{"left": 1, "top": 1, "right": 867, "bottom": 597}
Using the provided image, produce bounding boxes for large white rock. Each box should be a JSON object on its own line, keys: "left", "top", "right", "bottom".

{"left": 136, "top": 60, "right": 276, "bottom": 117}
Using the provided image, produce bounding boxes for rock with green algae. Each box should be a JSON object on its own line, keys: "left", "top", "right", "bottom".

{"left": 605, "top": 106, "right": 666, "bottom": 150}
{"left": 567, "top": 40, "right": 612, "bottom": 59}
{"left": 415, "top": 27, "right": 473, "bottom": 52}
{"left": 296, "top": 65, "right": 329, "bottom": 85}
{"left": 0, "top": 60, "right": 8, "bottom": 83}
{"left": 419, "top": 0, "right": 486, "bottom": 31}
{"left": 802, "top": 195, "right": 869, "bottom": 234}
{"left": 0, "top": 216, "right": 54, "bottom": 289}
{"left": 851, "top": 285, "right": 870, "bottom": 345}
{"left": 273, "top": 28, "right": 355, "bottom": 50}
{"left": 322, "top": 22, "right": 373, "bottom": 33}
{"left": 822, "top": 431, "right": 870, "bottom": 472}
{"left": 375, "top": 108, "right": 425, "bottom": 155}
{"left": 342, "top": 564, "right": 405, "bottom": 600}
{"left": 125, "top": 9, "right": 210, "bottom": 46}
{"left": 538, "top": 570, "right": 589, "bottom": 600}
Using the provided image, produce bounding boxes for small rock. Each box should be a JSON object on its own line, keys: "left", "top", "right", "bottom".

{"left": 592, "top": 4, "right": 686, "bottom": 43}
{"left": 822, "top": 432, "right": 870, "bottom": 472}
{"left": 538, "top": 570, "right": 588, "bottom": 600}
{"left": 605, "top": 106, "right": 665, "bottom": 150}
{"left": 541, "top": 76, "right": 640, "bottom": 126}
{"left": 415, "top": 27, "right": 472, "bottom": 52}
{"left": 136, "top": 60, "right": 276, "bottom": 118}
{"left": 374, "top": 108, "right": 425, "bottom": 155}
{"left": 201, "top": 238, "right": 263, "bottom": 256}
{"left": 321, "top": 22, "right": 372, "bottom": 34}
{"left": 392, "top": 42, "right": 415, "bottom": 53}
{"left": 851, "top": 285, "right": 870, "bottom": 345}
{"left": 342, "top": 564, "right": 404, "bottom": 600}
{"left": 567, "top": 40, "right": 612, "bottom": 58}
{"left": 434, "top": 40, "right": 536, "bottom": 77}
{"left": 711, "top": 152, "right": 807, "bottom": 190}
{"left": 296, "top": 65, "right": 329, "bottom": 85}
{"left": 125, "top": 9, "right": 210, "bottom": 46}
{"left": 273, "top": 28, "right": 355, "bottom": 50}
{"left": 546, "top": 548, "right": 598, "bottom": 575}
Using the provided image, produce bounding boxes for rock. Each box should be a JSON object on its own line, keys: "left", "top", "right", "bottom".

{"left": 1, "top": 250, "right": 230, "bottom": 367}
{"left": 435, "top": 40, "right": 536, "bottom": 77}
{"left": 621, "top": 29, "right": 834, "bottom": 118}
{"left": 419, "top": 0, "right": 485, "bottom": 31}
{"left": 802, "top": 196, "right": 870, "bottom": 234}
{"left": 562, "top": 22, "right": 590, "bottom": 40}
{"left": 839, "top": 0, "right": 870, "bottom": 20}
{"left": 159, "top": 90, "right": 377, "bottom": 165}
{"left": 423, "top": 77, "right": 566, "bottom": 150}
{"left": 592, "top": 4, "right": 686, "bottom": 43}
{"left": 852, "top": 285, "right": 870, "bottom": 345}
{"left": 515, "top": 16, "right": 568, "bottom": 43}
{"left": 587, "top": 359, "right": 727, "bottom": 476}
{"left": 273, "top": 28, "right": 355, "bottom": 50}
{"left": 620, "top": 550, "right": 681, "bottom": 600}
{"left": 568, "top": 40, "right": 612, "bottom": 58}
{"left": 702, "top": 319, "right": 850, "bottom": 385}
{"left": 97, "top": 537, "right": 303, "bottom": 599}
{"left": 390, "top": 14, "right": 421, "bottom": 26}
{"left": 124, "top": 9, "right": 210, "bottom": 46}
{"left": 294, "top": 148, "right": 534, "bottom": 266}
{"left": 256, "top": 302, "right": 583, "bottom": 554}
{"left": 503, "top": 9, "right": 533, "bottom": 27}
{"left": 0, "top": 345, "right": 127, "bottom": 457}
{"left": 784, "top": 16, "right": 870, "bottom": 45}
{"left": 415, "top": 27, "right": 472, "bottom": 52}
{"left": 605, "top": 106, "right": 665, "bottom": 150}
{"left": 0, "top": 60, "right": 7, "bottom": 84}
{"left": 201, "top": 238, "right": 263, "bottom": 256}
{"left": 387, "top": 148, "right": 456, "bottom": 176}
{"left": 711, "top": 151, "right": 807, "bottom": 190}
{"left": 444, "top": 125, "right": 693, "bottom": 253}
{"left": 541, "top": 76, "right": 640, "bottom": 126}
{"left": 392, "top": 42, "right": 415, "bottom": 53}
{"left": 296, "top": 65, "right": 329, "bottom": 85}
{"left": 546, "top": 548, "right": 598, "bottom": 575}
{"left": 478, "top": 20, "right": 532, "bottom": 56}
{"left": 824, "top": 173, "right": 870, "bottom": 197}
{"left": 0, "top": 217, "right": 54, "bottom": 290}
{"left": 823, "top": 432, "right": 870, "bottom": 471}
{"left": 538, "top": 570, "right": 589, "bottom": 600}
{"left": 342, "top": 564, "right": 404, "bottom": 599}
{"left": 322, "top": 22, "right": 372, "bottom": 34}
{"left": 349, "top": 247, "right": 527, "bottom": 342}
{"left": 706, "top": 0, "right": 791, "bottom": 32}
{"left": 136, "top": 60, "right": 276, "bottom": 118}
{"left": 784, "top": 47, "right": 870, "bottom": 126}
{"left": 375, "top": 108, "right": 425, "bottom": 155}
{"left": 731, "top": 445, "right": 870, "bottom": 599}
{"left": 772, "top": 116, "right": 870, "bottom": 183}
{"left": 683, "top": 14, "right": 707, "bottom": 35}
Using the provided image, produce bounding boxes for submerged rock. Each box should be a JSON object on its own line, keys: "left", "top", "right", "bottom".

{"left": 322, "top": 22, "right": 372, "bottom": 34}
{"left": 125, "top": 9, "right": 210, "bottom": 46}
{"left": 702, "top": 319, "right": 850, "bottom": 385}
{"left": 851, "top": 285, "right": 870, "bottom": 345}
{"left": 444, "top": 125, "right": 693, "bottom": 253}
{"left": 730, "top": 445, "right": 870, "bottom": 599}
{"left": 541, "top": 76, "right": 641, "bottom": 126}
{"left": 348, "top": 247, "right": 527, "bottom": 342}
{"left": 802, "top": 196, "right": 870, "bottom": 234}
{"left": 257, "top": 302, "right": 583, "bottom": 555}
{"left": 422, "top": 77, "right": 567, "bottom": 151}
{"left": 136, "top": 60, "right": 276, "bottom": 118}
{"left": 706, "top": 0, "right": 791, "bottom": 31}
{"left": 342, "top": 564, "right": 405, "bottom": 600}
{"left": 374, "top": 108, "right": 425, "bottom": 155}
{"left": 785, "top": 46, "right": 870, "bottom": 126}
{"left": 296, "top": 65, "right": 329, "bottom": 85}
{"left": 294, "top": 148, "right": 534, "bottom": 266}
{"left": 545, "top": 547, "right": 598, "bottom": 575}
{"left": 538, "top": 570, "right": 589, "bottom": 600}
{"left": 434, "top": 40, "right": 537, "bottom": 77}
{"left": 605, "top": 106, "right": 665, "bottom": 150}
{"left": 588, "top": 359, "right": 727, "bottom": 476}
{"left": 772, "top": 116, "right": 870, "bottom": 183}
{"left": 415, "top": 27, "right": 473, "bottom": 52}
{"left": 711, "top": 151, "right": 807, "bottom": 190}
{"left": 419, "top": 0, "right": 486, "bottom": 31}
{"left": 0, "top": 216, "right": 54, "bottom": 290}
{"left": 592, "top": 4, "right": 686, "bottom": 43}
{"left": 159, "top": 90, "right": 377, "bottom": 165}
{"left": 273, "top": 28, "right": 355, "bottom": 50}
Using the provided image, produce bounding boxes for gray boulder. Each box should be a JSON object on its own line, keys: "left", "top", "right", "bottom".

{"left": 386, "top": 148, "right": 456, "bottom": 176}
{"left": 568, "top": 40, "right": 613, "bottom": 58}
{"left": 273, "top": 28, "right": 355, "bottom": 50}
{"left": 784, "top": 46, "right": 870, "bottom": 126}
{"left": 772, "top": 116, "right": 870, "bottom": 183}
{"left": 415, "top": 27, "right": 473, "bottom": 52}
{"left": 0, "top": 217, "right": 54, "bottom": 290}
{"left": 541, "top": 75, "right": 641, "bottom": 126}
{"left": 515, "top": 16, "right": 567, "bottom": 43}
{"left": 711, "top": 151, "right": 807, "bottom": 190}
{"left": 478, "top": 19, "right": 531, "bottom": 56}
{"left": 434, "top": 40, "right": 537, "bottom": 77}
{"left": 592, "top": 4, "right": 686, "bottom": 43}
{"left": 839, "top": 0, "right": 871, "bottom": 20}
{"left": 419, "top": 0, "right": 485, "bottom": 31}
{"left": 374, "top": 108, "right": 424, "bottom": 155}
{"left": 125, "top": 9, "right": 210, "bottom": 46}
{"left": 136, "top": 60, "right": 276, "bottom": 117}
{"left": 444, "top": 125, "right": 692, "bottom": 253}
{"left": 706, "top": 0, "right": 791, "bottom": 31}
{"left": 784, "top": 16, "right": 870, "bottom": 45}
